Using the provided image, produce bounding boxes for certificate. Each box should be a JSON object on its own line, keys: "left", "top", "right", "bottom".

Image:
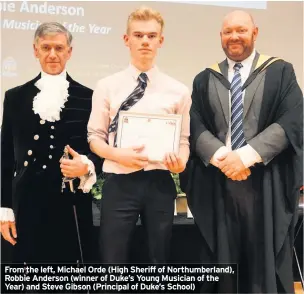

{"left": 116, "top": 111, "right": 182, "bottom": 162}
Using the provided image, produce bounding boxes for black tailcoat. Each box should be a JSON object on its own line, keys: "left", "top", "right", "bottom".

{"left": 1, "top": 74, "right": 101, "bottom": 263}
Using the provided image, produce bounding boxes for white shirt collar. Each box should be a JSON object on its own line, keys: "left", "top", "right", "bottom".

{"left": 227, "top": 49, "right": 256, "bottom": 71}
{"left": 127, "top": 63, "right": 159, "bottom": 84}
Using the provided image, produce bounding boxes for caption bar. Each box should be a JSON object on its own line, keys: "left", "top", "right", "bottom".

{"left": 2, "top": 264, "right": 237, "bottom": 293}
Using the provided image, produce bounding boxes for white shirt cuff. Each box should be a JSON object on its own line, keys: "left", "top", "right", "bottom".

{"left": 0, "top": 208, "right": 15, "bottom": 222}
{"left": 236, "top": 144, "right": 263, "bottom": 168}
{"left": 78, "top": 155, "right": 97, "bottom": 193}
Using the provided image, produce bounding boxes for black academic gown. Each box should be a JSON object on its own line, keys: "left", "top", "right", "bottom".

{"left": 1, "top": 73, "right": 101, "bottom": 263}
{"left": 186, "top": 57, "right": 303, "bottom": 293}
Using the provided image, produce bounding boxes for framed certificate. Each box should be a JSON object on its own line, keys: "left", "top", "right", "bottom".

{"left": 116, "top": 111, "right": 182, "bottom": 162}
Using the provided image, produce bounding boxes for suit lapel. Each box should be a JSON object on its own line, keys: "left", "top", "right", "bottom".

{"left": 58, "top": 74, "right": 91, "bottom": 139}
{"left": 58, "top": 73, "right": 77, "bottom": 122}
{"left": 213, "top": 77, "right": 229, "bottom": 126}
{"left": 27, "top": 80, "right": 40, "bottom": 102}
{"left": 243, "top": 71, "right": 266, "bottom": 119}
{"left": 218, "top": 59, "right": 229, "bottom": 80}
{"left": 208, "top": 53, "right": 279, "bottom": 125}
{"left": 26, "top": 74, "right": 41, "bottom": 98}
{"left": 249, "top": 52, "right": 260, "bottom": 76}
{"left": 23, "top": 74, "right": 41, "bottom": 125}
{"left": 214, "top": 60, "right": 230, "bottom": 125}
{"left": 242, "top": 52, "right": 261, "bottom": 118}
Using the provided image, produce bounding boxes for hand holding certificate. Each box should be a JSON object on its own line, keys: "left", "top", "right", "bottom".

{"left": 116, "top": 111, "right": 182, "bottom": 162}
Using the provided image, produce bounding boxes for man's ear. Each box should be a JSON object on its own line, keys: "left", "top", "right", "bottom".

{"left": 67, "top": 46, "right": 73, "bottom": 60}
{"left": 33, "top": 43, "right": 39, "bottom": 58}
{"left": 123, "top": 34, "right": 130, "bottom": 47}
{"left": 158, "top": 35, "right": 164, "bottom": 48}
{"left": 253, "top": 26, "right": 259, "bottom": 42}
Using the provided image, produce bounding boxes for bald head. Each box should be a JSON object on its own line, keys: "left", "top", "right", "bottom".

{"left": 220, "top": 10, "right": 258, "bottom": 62}
{"left": 222, "top": 10, "right": 255, "bottom": 31}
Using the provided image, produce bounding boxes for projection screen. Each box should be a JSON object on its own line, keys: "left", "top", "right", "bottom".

{"left": 0, "top": 1, "right": 303, "bottom": 120}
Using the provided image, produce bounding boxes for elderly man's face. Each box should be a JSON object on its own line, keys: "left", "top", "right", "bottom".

{"left": 220, "top": 14, "right": 258, "bottom": 62}
{"left": 33, "top": 33, "right": 72, "bottom": 75}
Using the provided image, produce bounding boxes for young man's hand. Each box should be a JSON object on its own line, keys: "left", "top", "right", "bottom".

{"left": 163, "top": 152, "right": 186, "bottom": 173}
{"left": 115, "top": 145, "right": 149, "bottom": 169}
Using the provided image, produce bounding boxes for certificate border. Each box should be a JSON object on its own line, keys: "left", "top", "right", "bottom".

{"left": 116, "top": 111, "right": 182, "bottom": 159}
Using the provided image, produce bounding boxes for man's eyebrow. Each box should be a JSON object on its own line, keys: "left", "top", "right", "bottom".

{"left": 132, "top": 31, "right": 158, "bottom": 34}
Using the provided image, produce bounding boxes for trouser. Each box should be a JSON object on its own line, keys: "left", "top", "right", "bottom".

{"left": 99, "top": 170, "right": 176, "bottom": 263}
{"left": 219, "top": 178, "right": 264, "bottom": 293}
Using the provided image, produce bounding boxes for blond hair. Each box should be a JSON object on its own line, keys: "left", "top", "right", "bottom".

{"left": 127, "top": 6, "right": 164, "bottom": 33}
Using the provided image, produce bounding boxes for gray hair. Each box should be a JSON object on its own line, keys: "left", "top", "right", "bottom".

{"left": 34, "top": 22, "right": 73, "bottom": 46}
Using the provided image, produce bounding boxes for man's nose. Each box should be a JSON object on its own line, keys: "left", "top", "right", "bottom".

{"left": 230, "top": 31, "right": 239, "bottom": 40}
{"left": 49, "top": 48, "right": 57, "bottom": 58}
{"left": 142, "top": 35, "right": 149, "bottom": 45}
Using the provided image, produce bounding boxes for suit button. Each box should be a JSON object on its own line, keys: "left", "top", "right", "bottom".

{"left": 14, "top": 172, "right": 17, "bottom": 177}
{"left": 51, "top": 126, "right": 55, "bottom": 129}
{"left": 24, "top": 161, "right": 28, "bottom": 167}
{"left": 43, "top": 165, "right": 47, "bottom": 169}
{"left": 49, "top": 155, "right": 52, "bottom": 159}
{"left": 28, "top": 150, "right": 33, "bottom": 156}
{"left": 40, "top": 120, "right": 45, "bottom": 125}
{"left": 50, "top": 145, "right": 54, "bottom": 149}
{"left": 34, "top": 135, "right": 39, "bottom": 140}
{"left": 50, "top": 135, "right": 54, "bottom": 139}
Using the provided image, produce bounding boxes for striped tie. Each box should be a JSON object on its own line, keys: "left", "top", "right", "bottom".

{"left": 231, "top": 63, "right": 246, "bottom": 150}
{"left": 109, "top": 72, "right": 148, "bottom": 146}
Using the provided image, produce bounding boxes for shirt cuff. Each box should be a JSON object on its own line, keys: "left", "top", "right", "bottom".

{"left": 78, "top": 155, "right": 97, "bottom": 193}
{"left": 0, "top": 208, "right": 15, "bottom": 222}
{"left": 236, "top": 144, "right": 263, "bottom": 168}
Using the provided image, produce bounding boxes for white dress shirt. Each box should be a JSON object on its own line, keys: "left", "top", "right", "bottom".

{"left": 88, "top": 64, "right": 191, "bottom": 174}
{"left": 211, "top": 49, "right": 263, "bottom": 167}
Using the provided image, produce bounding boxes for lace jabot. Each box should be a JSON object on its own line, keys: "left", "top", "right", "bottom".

{"left": 33, "top": 71, "right": 69, "bottom": 122}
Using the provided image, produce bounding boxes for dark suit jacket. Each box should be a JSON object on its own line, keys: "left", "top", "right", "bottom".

{"left": 1, "top": 73, "right": 102, "bottom": 217}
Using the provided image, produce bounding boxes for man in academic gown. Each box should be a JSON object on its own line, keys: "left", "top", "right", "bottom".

{"left": 186, "top": 11, "right": 303, "bottom": 293}
{"left": 0, "top": 22, "right": 101, "bottom": 263}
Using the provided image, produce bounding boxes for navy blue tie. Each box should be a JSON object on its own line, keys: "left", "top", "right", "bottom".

{"left": 108, "top": 72, "right": 148, "bottom": 146}
{"left": 231, "top": 63, "right": 246, "bottom": 150}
